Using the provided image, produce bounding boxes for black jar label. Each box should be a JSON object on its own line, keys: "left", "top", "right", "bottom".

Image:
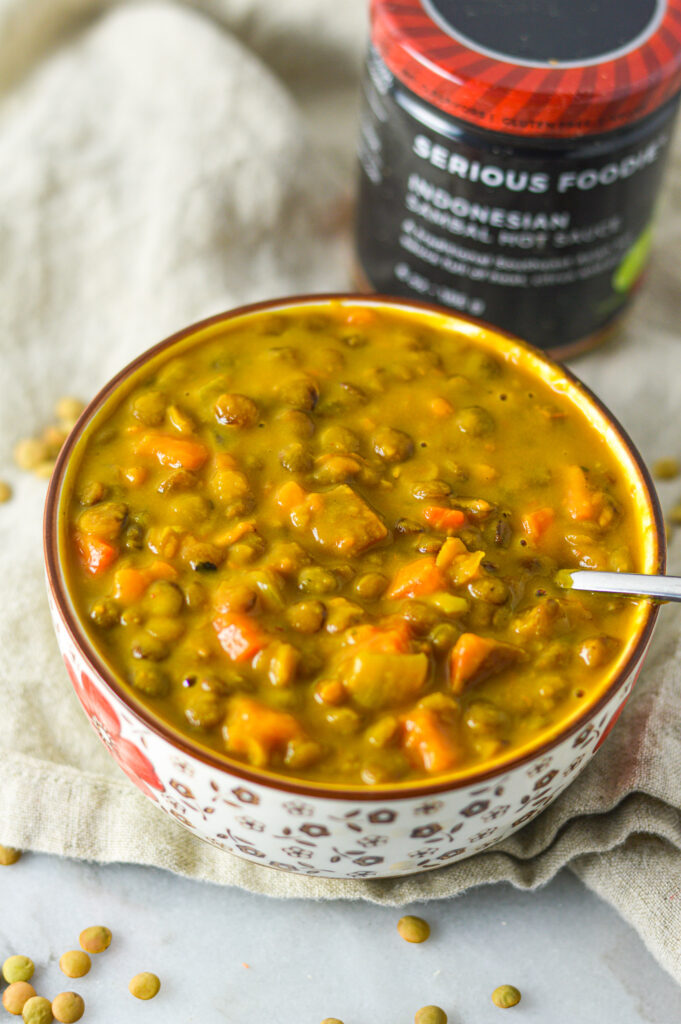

{"left": 355, "top": 48, "right": 680, "bottom": 353}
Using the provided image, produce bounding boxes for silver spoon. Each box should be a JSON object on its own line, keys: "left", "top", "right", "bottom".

{"left": 556, "top": 569, "right": 681, "bottom": 602}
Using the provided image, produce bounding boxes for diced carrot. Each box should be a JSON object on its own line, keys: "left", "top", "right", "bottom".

{"left": 112, "top": 567, "right": 149, "bottom": 603}
{"left": 422, "top": 506, "right": 466, "bottom": 532}
{"left": 565, "top": 465, "right": 597, "bottom": 521}
{"left": 430, "top": 397, "right": 454, "bottom": 416}
{"left": 135, "top": 432, "right": 208, "bottom": 471}
{"left": 450, "top": 632, "right": 523, "bottom": 693}
{"left": 345, "top": 621, "right": 411, "bottom": 654}
{"left": 75, "top": 532, "right": 118, "bottom": 576}
{"left": 122, "top": 466, "right": 148, "bottom": 486}
{"left": 435, "top": 536, "right": 467, "bottom": 570}
{"left": 223, "top": 696, "right": 301, "bottom": 767}
{"left": 386, "top": 557, "right": 445, "bottom": 599}
{"left": 521, "top": 507, "right": 555, "bottom": 541}
{"left": 215, "top": 452, "right": 239, "bottom": 470}
{"left": 147, "top": 560, "right": 178, "bottom": 581}
{"left": 214, "top": 520, "right": 256, "bottom": 547}
{"left": 274, "top": 480, "right": 307, "bottom": 512}
{"left": 213, "top": 612, "right": 268, "bottom": 662}
{"left": 402, "top": 706, "right": 459, "bottom": 773}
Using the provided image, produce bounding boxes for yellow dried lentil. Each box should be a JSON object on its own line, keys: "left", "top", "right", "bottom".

{"left": 51, "top": 993, "right": 84, "bottom": 1024}
{"left": 0, "top": 843, "right": 22, "bottom": 865}
{"left": 21, "top": 995, "right": 53, "bottom": 1024}
{"left": 0, "top": 480, "right": 12, "bottom": 503}
{"left": 55, "top": 397, "right": 85, "bottom": 427}
{"left": 78, "top": 925, "right": 112, "bottom": 954}
{"left": 3, "top": 955, "right": 35, "bottom": 983}
{"left": 128, "top": 972, "right": 161, "bottom": 1000}
{"left": 397, "top": 915, "right": 430, "bottom": 943}
{"left": 58, "top": 952, "right": 91, "bottom": 979}
{"left": 492, "top": 984, "right": 522, "bottom": 1009}
{"left": 13, "top": 438, "right": 48, "bottom": 471}
{"left": 2, "top": 983, "right": 36, "bottom": 1016}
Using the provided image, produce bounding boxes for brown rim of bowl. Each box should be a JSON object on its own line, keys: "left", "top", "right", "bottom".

{"left": 44, "top": 293, "right": 666, "bottom": 802}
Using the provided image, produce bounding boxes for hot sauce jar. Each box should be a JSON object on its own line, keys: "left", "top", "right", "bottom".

{"left": 355, "top": 0, "right": 681, "bottom": 356}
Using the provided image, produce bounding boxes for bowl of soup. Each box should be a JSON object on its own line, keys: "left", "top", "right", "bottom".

{"left": 44, "top": 295, "right": 664, "bottom": 877}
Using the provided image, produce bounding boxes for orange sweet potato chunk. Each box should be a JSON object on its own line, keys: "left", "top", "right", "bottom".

{"left": 222, "top": 696, "right": 301, "bottom": 767}
{"left": 450, "top": 632, "right": 524, "bottom": 694}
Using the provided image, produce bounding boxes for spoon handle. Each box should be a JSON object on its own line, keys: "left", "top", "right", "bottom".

{"left": 564, "top": 570, "right": 681, "bottom": 602}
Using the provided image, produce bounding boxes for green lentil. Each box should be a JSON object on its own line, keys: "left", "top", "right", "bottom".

{"left": 653, "top": 457, "right": 680, "bottom": 480}
{"left": 492, "top": 985, "right": 522, "bottom": 1009}
{"left": 79, "top": 925, "right": 112, "bottom": 954}
{"left": 51, "top": 993, "right": 84, "bottom": 1024}
{"left": 58, "top": 952, "right": 91, "bottom": 979}
{"left": 3, "top": 956, "right": 35, "bottom": 984}
{"left": 0, "top": 843, "right": 22, "bottom": 865}
{"left": 397, "top": 915, "right": 430, "bottom": 943}
{"left": 415, "top": 1007, "right": 447, "bottom": 1024}
{"left": 2, "top": 983, "right": 36, "bottom": 1016}
{"left": 129, "top": 972, "right": 161, "bottom": 1000}
{"left": 21, "top": 996, "right": 53, "bottom": 1024}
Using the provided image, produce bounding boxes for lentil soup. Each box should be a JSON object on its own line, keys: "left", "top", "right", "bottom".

{"left": 58, "top": 300, "right": 659, "bottom": 788}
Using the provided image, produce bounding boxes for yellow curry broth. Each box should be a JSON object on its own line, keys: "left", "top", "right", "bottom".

{"left": 60, "top": 302, "right": 656, "bottom": 787}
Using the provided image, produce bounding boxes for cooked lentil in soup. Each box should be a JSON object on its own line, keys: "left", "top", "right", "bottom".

{"left": 63, "top": 303, "right": 647, "bottom": 785}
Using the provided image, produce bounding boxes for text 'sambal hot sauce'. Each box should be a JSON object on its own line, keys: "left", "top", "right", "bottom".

{"left": 355, "top": 0, "right": 681, "bottom": 356}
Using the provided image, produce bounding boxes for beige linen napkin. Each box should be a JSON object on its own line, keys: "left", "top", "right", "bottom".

{"left": 3, "top": 0, "right": 681, "bottom": 986}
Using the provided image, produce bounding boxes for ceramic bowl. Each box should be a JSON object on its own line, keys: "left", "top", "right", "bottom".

{"left": 44, "top": 295, "right": 664, "bottom": 879}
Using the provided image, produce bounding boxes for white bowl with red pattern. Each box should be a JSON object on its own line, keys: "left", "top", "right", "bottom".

{"left": 44, "top": 295, "right": 664, "bottom": 879}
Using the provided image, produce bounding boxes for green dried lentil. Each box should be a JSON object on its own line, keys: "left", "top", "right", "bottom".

{"left": 21, "top": 995, "right": 53, "bottom": 1024}
{"left": 397, "top": 915, "right": 430, "bottom": 943}
{"left": 492, "top": 984, "right": 522, "bottom": 1009}
{"left": 415, "top": 1006, "right": 447, "bottom": 1024}
{"left": 51, "top": 993, "right": 84, "bottom": 1024}
{"left": 0, "top": 843, "right": 22, "bottom": 865}
{"left": 79, "top": 925, "right": 112, "bottom": 954}
{"left": 58, "top": 952, "right": 91, "bottom": 980}
{"left": 2, "top": 982, "right": 36, "bottom": 1016}
{"left": 129, "top": 972, "right": 161, "bottom": 1000}
{"left": 3, "top": 956, "right": 35, "bottom": 984}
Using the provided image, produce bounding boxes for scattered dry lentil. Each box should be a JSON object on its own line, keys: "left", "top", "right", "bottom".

{"left": 320, "top": 1019, "right": 344, "bottom": 1024}
{"left": 51, "top": 993, "right": 84, "bottom": 1024}
{"left": 13, "top": 438, "right": 48, "bottom": 471}
{"left": 21, "top": 995, "right": 53, "bottom": 1024}
{"left": 653, "top": 457, "right": 680, "bottom": 480}
{"left": 2, "top": 982, "right": 36, "bottom": 1016}
{"left": 58, "top": 952, "right": 90, "bottom": 979}
{"left": 492, "top": 984, "right": 522, "bottom": 1009}
{"left": 12, "top": 397, "right": 84, "bottom": 481}
{"left": 668, "top": 504, "right": 681, "bottom": 525}
{"left": 415, "top": 1007, "right": 447, "bottom": 1024}
{"left": 55, "top": 397, "right": 85, "bottom": 428}
{"left": 128, "top": 972, "right": 161, "bottom": 1000}
{"left": 3, "top": 956, "right": 35, "bottom": 984}
{"left": 0, "top": 843, "right": 22, "bottom": 865}
{"left": 0, "top": 480, "right": 12, "bottom": 503}
{"left": 79, "top": 925, "right": 112, "bottom": 954}
{"left": 397, "top": 915, "right": 431, "bottom": 943}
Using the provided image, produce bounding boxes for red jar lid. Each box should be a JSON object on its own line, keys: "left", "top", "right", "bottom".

{"left": 372, "top": 0, "right": 681, "bottom": 138}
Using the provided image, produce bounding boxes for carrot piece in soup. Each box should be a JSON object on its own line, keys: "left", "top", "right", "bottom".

{"left": 450, "top": 632, "right": 523, "bottom": 693}
{"left": 213, "top": 613, "right": 268, "bottom": 661}
{"left": 147, "top": 560, "right": 179, "bottom": 581}
{"left": 75, "top": 532, "right": 118, "bottom": 576}
{"left": 386, "top": 557, "right": 445, "bottom": 599}
{"left": 112, "top": 567, "right": 149, "bottom": 603}
{"left": 521, "top": 507, "right": 555, "bottom": 541}
{"left": 422, "top": 506, "right": 466, "bottom": 531}
{"left": 135, "top": 432, "right": 208, "bottom": 470}
{"left": 565, "top": 465, "right": 597, "bottom": 521}
{"left": 402, "top": 706, "right": 460, "bottom": 773}
{"left": 223, "top": 696, "right": 301, "bottom": 767}
{"left": 346, "top": 621, "right": 411, "bottom": 654}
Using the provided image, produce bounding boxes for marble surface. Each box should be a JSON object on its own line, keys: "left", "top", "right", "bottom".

{"left": 1, "top": 856, "right": 679, "bottom": 1023}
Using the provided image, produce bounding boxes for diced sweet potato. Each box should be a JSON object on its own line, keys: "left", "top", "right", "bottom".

{"left": 450, "top": 632, "right": 524, "bottom": 693}
{"left": 213, "top": 612, "right": 268, "bottom": 661}
{"left": 342, "top": 651, "right": 429, "bottom": 710}
{"left": 401, "top": 705, "right": 460, "bottom": 773}
{"left": 344, "top": 622, "right": 411, "bottom": 654}
{"left": 75, "top": 532, "right": 118, "bottom": 576}
{"left": 386, "top": 557, "right": 445, "bottom": 599}
{"left": 280, "top": 483, "right": 387, "bottom": 555}
{"left": 135, "top": 432, "right": 208, "bottom": 471}
{"left": 223, "top": 696, "right": 301, "bottom": 767}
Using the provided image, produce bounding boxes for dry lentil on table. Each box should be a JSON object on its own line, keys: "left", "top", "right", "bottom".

{"left": 63, "top": 304, "right": 645, "bottom": 785}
